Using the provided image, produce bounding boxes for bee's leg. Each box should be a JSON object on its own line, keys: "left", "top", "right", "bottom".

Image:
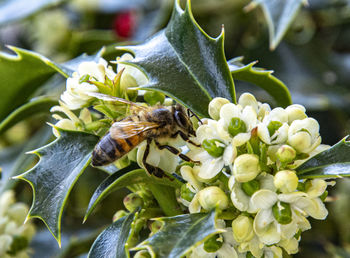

{"left": 171, "top": 131, "right": 201, "bottom": 147}
{"left": 143, "top": 139, "right": 169, "bottom": 179}
{"left": 154, "top": 141, "right": 200, "bottom": 164}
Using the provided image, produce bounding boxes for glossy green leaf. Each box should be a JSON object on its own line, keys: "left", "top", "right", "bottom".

{"left": 84, "top": 168, "right": 182, "bottom": 222}
{"left": 0, "top": 0, "right": 63, "bottom": 26}
{"left": 88, "top": 212, "right": 135, "bottom": 258}
{"left": 133, "top": 210, "right": 223, "bottom": 258}
{"left": 229, "top": 57, "right": 292, "bottom": 107}
{"left": 15, "top": 129, "right": 99, "bottom": 245}
{"left": 296, "top": 136, "right": 350, "bottom": 179}
{"left": 0, "top": 96, "right": 58, "bottom": 135}
{"left": 119, "top": 0, "right": 235, "bottom": 117}
{"left": 0, "top": 126, "right": 52, "bottom": 194}
{"left": 248, "top": 0, "right": 305, "bottom": 50}
{"left": 0, "top": 46, "right": 67, "bottom": 122}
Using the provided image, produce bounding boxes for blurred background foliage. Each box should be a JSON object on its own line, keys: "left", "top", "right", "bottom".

{"left": 0, "top": 0, "right": 350, "bottom": 257}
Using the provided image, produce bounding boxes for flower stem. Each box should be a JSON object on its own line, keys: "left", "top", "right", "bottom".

{"left": 148, "top": 184, "right": 182, "bottom": 216}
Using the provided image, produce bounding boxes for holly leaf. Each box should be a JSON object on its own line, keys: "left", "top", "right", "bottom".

{"left": 0, "top": 96, "right": 58, "bottom": 135}
{"left": 0, "top": 126, "right": 52, "bottom": 194}
{"left": 88, "top": 212, "right": 136, "bottom": 258}
{"left": 296, "top": 136, "right": 350, "bottom": 179}
{"left": 15, "top": 129, "right": 99, "bottom": 245}
{"left": 84, "top": 168, "right": 182, "bottom": 222}
{"left": 228, "top": 57, "right": 292, "bottom": 107}
{"left": 247, "top": 0, "right": 306, "bottom": 50}
{"left": 119, "top": 0, "right": 235, "bottom": 117}
{"left": 0, "top": 0, "right": 63, "bottom": 26}
{"left": 133, "top": 210, "right": 223, "bottom": 257}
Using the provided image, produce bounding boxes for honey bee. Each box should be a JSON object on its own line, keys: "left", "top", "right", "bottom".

{"left": 90, "top": 93, "right": 201, "bottom": 178}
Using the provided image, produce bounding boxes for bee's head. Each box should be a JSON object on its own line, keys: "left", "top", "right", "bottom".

{"left": 174, "top": 104, "right": 197, "bottom": 136}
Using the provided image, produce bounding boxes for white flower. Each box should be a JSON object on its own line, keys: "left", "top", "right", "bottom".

{"left": 0, "top": 191, "right": 35, "bottom": 257}
{"left": 189, "top": 120, "right": 237, "bottom": 179}
{"left": 117, "top": 53, "right": 148, "bottom": 88}
{"left": 274, "top": 170, "right": 299, "bottom": 193}
{"left": 251, "top": 189, "right": 308, "bottom": 245}
{"left": 257, "top": 107, "right": 289, "bottom": 145}
{"left": 238, "top": 93, "right": 271, "bottom": 121}
{"left": 61, "top": 58, "right": 116, "bottom": 109}
{"left": 232, "top": 215, "right": 255, "bottom": 243}
{"left": 288, "top": 118, "right": 321, "bottom": 153}
{"left": 208, "top": 97, "right": 230, "bottom": 120}
{"left": 217, "top": 102, "right": 258, "bottom": 146}
{"left": 229, "top": 173, "right": 275, "bottom": 213}
{"left": 285, "top": 104, "right": 307, "bottom": 124}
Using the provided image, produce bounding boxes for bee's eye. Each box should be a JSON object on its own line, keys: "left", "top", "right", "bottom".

{"left": 175, "top": 111, "right": 188, "bottom": 128}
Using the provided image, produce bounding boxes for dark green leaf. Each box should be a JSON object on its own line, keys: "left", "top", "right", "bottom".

{"left": 84, "top": 168, "right": 182, "bottom": 222}
{"left": 134, "top": 210, "right": 223, "bottom": 258}
{"left": 0, "top": 96, "right": 57, "bottom": 135}
{"left": 0, "top": 0, "right": 63, "bottom": 26}
{"left": 296, "top": 136, "right": 350, "bottom": 179}
{"left": 0, "top": 126, "right": 52, "bottom": 194}
{"left": 15, "top": 129, "right": 99, "bottom": 245}
{"left": 119, "top": 0, "right": 235, "bottom": 117}
{"left": 0, "top": 46, "right": 67, "bottom": 121}
{"left": 88, "top": 212, "right": 135, "bottom": 258}
{"left": 228, "top": 57, "right": 292, "bottom": 107}
{"left": 248, "top": 0, "right": 305, "bottom": 50}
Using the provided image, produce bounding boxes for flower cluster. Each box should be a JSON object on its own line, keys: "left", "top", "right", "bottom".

{"left": 0, "top": 191, "right": 36, "bottom": 258}
{"left": 179, "top": 93, "right": 332, "bottom": 257}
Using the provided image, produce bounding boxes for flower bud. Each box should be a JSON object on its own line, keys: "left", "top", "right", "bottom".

{"left": 231, "top": 215, "right": 254, "bottom": 243}
{"left": 238, "top": 93, "right": 258, "bottom": 112}
{"left": 7, "top": 236, "right": 28, "bottom": 256}
{"left": 180, "top": 184, "right": 195, "bottom": 202}
{"left": 274, "top": 170, "right": 298, "bottom": 193}
{"left": 228, "top": 118, "right": 247, "bottom": 137}
{"left": 134, "top": 250, "right": 151, "bottom": 258}
{"left": 202, "top": 139, "right": 225, "bottom": 158}
{"left": 233, "top": 154, "right": 260, "bottom": 182}
{"left": 272, "top": 201, "right": 292, "bottom": 224}
{"left": 112, "top": 210, "right": 128, "bottom": 222}
{"left": 276, "top": 145, "right": 296, "bottom": 163}
{"left": 208, "top": 97, "right": 230, "bottom": 120}
{"left": 149, "top": 220, "right": 163, "bottom": 235}
{"left": 203, "top": 234, "right": 223, "bottom": 253}
{"left": 288, "top": 131, "right": 311, "bottom": 152}
{"left": 144, "top": 90, "right": 165, "bottom": 105}
{"left": 285, "top": 104, "right": 307, "bottom": 124}
{"left": 198, "top": 186, "right": 229, "bottom": 211}
{"left": 241, "top": 179, "right": 260, "bottom": 196}
{"left": 123, "top": 193, "right": 143, "bottom": 212}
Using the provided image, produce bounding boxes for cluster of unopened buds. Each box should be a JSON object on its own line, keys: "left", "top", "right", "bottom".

{"left": 178, "top": 94, "right": 333, "bottom": 257}
{"left": 0, "top": 190, "right": 36, "bottom": 258}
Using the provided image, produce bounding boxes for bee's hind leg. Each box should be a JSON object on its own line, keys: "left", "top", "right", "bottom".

{"left": 154, "top": 141, "right": 200, "bottom": 165}
{"left": 171, "top": 131, "right": 201, "bottom": 147}
{"left": 143, "top": 139, "right": 169, "bottom": 179}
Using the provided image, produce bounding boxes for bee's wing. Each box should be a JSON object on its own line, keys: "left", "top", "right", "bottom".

{"left": 87, "top": 92, "right": 148, "bottom": 111}
{"left": 110, "top": 120, "right": 160, "bottom": 138}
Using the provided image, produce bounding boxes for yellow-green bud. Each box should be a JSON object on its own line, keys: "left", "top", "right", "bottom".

{"left": 276, "top": 145, "right": 296, "bottom": 163}
{"left": 198, "top": 186, "right": 229, "bottom": 211}
{"left": 144, "top": 90, "right": 165, "bottom": 105}
{"left": 203, "top": 234, "right": 223, "bottom": 253}
{"left": 233, "top": 154, "right": 260, "bottom": 182}
{"left": 272, "top": 202, "right": 292, "bottom": 224}
{"left": 149, "top": 220, "right": 163, "bottom": 234}
{"left": 274, "top": 170, "right": 299, "bottom": 193}
{"left": 232, "top": 215, "right": 254, "bottom": 243}
{"left": 123, "top": 193, "right": 143, "bottom": 212}
{"left": 112, "top": 210, "right": 128, "bottom": 222}
{"left": 288, "top": 131, "right": 312, "bottom": 153}
{"left": 208, "top": 97, "right": 230, "bottom": 120}
{"left": 134, "top": 250, "right": 151, "bottom": 258}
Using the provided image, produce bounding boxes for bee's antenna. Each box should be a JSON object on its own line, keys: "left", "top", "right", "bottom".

{"left": 187, "top": 108, "right": 203, "bottom": 125}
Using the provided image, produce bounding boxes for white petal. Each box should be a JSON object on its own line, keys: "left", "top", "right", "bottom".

{"left": 198, "top": 158, "right": 224, "bottom": 179}
{"left": 257, "top": 123, "right": 271, "bottom": 144}
{"left": 258, "top": 174, "right": 276, "bottom": 192}
{"left": 242, "top": 106, "right": 257, "bottom": 129}
{"left": 232, "top": 132, "right": 251, "bottom": 146}
{"left": 306, "top": 179, "right": 327, "bottom": 198}
{"left": 223, "top": 144, "right": 236, "bottom": 165}
{"left": 189, "top": 193, "right": 201, "bottom": 213}
{"left": 280, "top": 220, "right": 298, "bottom": 239}
{"left": 220, "top": 103, "right": 242, "bottom": 123}
{"left": 278, "top": 192, "right": 307, "bottom": 203}
{"left": 230, "top": 183, "right": 250, "bottom": 211}
{"left": 254, "top": 210, "right": 281, "bottom": 245}
{"left": 251, "top": 190, "right": 278, "bottom": 210}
